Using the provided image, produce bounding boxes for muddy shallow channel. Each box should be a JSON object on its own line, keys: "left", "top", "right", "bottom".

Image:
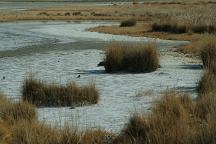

{"left": 0, "top": 21, "right": 202, "bottom": 133}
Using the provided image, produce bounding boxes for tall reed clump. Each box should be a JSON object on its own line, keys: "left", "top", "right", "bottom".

{"left": 196, "top": 35, "right": 216, "bottom": 121}
{"left": 200, "top": 36, "right": 216, "bottom": 73}
{"left": 194, "top": 70, "right": 216, "bottom": 142}
{"left": 104, "top": 43, "right": 159, "bottom": 73}
{"left": 115, "top": 91, "right": 216, "bottom": 144}
{"left": 197, "top": 36, "right": 216, "bottom": 96}
{"left": 115, "top": 91, "right": 197, "bottom": 144}
{"left": 6, "top": 121, "right": 79, "bottom": 144}
{"left": 22, "top": 76, "right": 99, "bottom": 107}
{"left": 0, "top": 93, "right": 37, "bottom": 124}
{"left": 197, "top": 71, "right": 216, "bottom": 96}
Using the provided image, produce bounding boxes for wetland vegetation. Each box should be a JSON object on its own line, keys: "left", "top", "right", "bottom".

{"left": 0, "top": 0, "right": 216, "bottom": 143}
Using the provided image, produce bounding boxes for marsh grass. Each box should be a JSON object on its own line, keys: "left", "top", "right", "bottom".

{"left": 115, "top": 90, "right": 216, "bottom": 144}
{"left": 200, "top": 36, "right": 216, "bottom": 73}
{"left": 104, "top": 43, "right": 159, "bottom": 73}
{"left": 0, "top": 101, "right": 37, "bottom": 123}
{"left": 115, "top": 36, "right": 216, "bottom": 143}
{"left": 22, "top": 76, "right": 99, "bottom": 107}
{"left": 197, "top": 71, "right": 216, "bottom": 96}
{"left": 4, "top": 121, "right": 115, "bottom": 144}
{"left": 0, "top": 94, "right": 36, "bottom": 124}
{"left": 0, "top": 94, "right": 114, "bottom": 144}
{"left": 4, "top": 90, "right": 215, "bottom": 144}
{"left": 80, "top": 129, "right": 115, "bottom": 144}
{"left": 195, "top": 93, "right": 216, "bottom": 120}
{"left": 151, "top": 6, "right": 216, "bottom": 34}
{"left": 116, "top": 91, "right": 197, "bottom": 144}
{"left": 7, "top": 120, "right": 79, "bottom": 144}
{"left": 198, "top": 36, "right": 216, "bottom": 96}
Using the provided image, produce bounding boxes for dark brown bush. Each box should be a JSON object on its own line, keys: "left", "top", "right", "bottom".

{"left": 152, "top": 23, "right": 187, "bottom": 34}
{"left": 120, "top": 19, "right": 136, "bottom": 27}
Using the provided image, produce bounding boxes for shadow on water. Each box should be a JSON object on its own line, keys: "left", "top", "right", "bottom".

{"left": 172, "top": 86, "right": 197, "bottom": 94}
{"left": 179, "top": 64, "right": 203, "bottom": 70}
{"left": 74, "top": 69, "right": 160, "bottom": 75}
{"left": 74, "top": 69, "right": 105, "bottom": 75}
{"left": 0, "top": 41, "right": 107, "bottom": 58}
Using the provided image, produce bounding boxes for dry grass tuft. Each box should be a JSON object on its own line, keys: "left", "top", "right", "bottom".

{"left": 104, "top": 43, "right": 159, "bottom": 73}
{"left": 192, "top": 35, "right": 216, "bottom": 142}
{"left": 195, "top": 93, "right": 216, "bottom": 120}
{"left": 0, "top": 94, "right": 37, "bottom": 124}
{"left": 200, "top": 36, "right": 216, "bottom": 73}
{"left": 116, "top": 91, "right": 196, "bottom": 144}
{"left": 2, "top": 120, "right": 115, "bottom": 144}
{"left": 80, "top": 129, "right": 115, "bottom": 144}
{"left": 197, "top": 113, "right": 216, "bottom": 143}
{"left": 22, "top": 76, "right": 99, "bottom": 107}
{"left": 7, "top": 120, "right": 79, "bottom": 144}
{"left": 0, "top": 101, "right": 37, "bottom": 124}
{"left": 197, "top": 71, "right": 216, "bottom": 96}
{"left": 198, "top": 36, "right": 216, "bottom": 96}
{"left": 120, "top": 19, "right": 136, "bottom": 27}
{"left": 116, "top": 89, "right": 216, "bottom": 144}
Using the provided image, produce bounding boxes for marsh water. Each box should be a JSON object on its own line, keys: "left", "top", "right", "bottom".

{"left": 0, "top": 21, "right": 202, "bottom": 132}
